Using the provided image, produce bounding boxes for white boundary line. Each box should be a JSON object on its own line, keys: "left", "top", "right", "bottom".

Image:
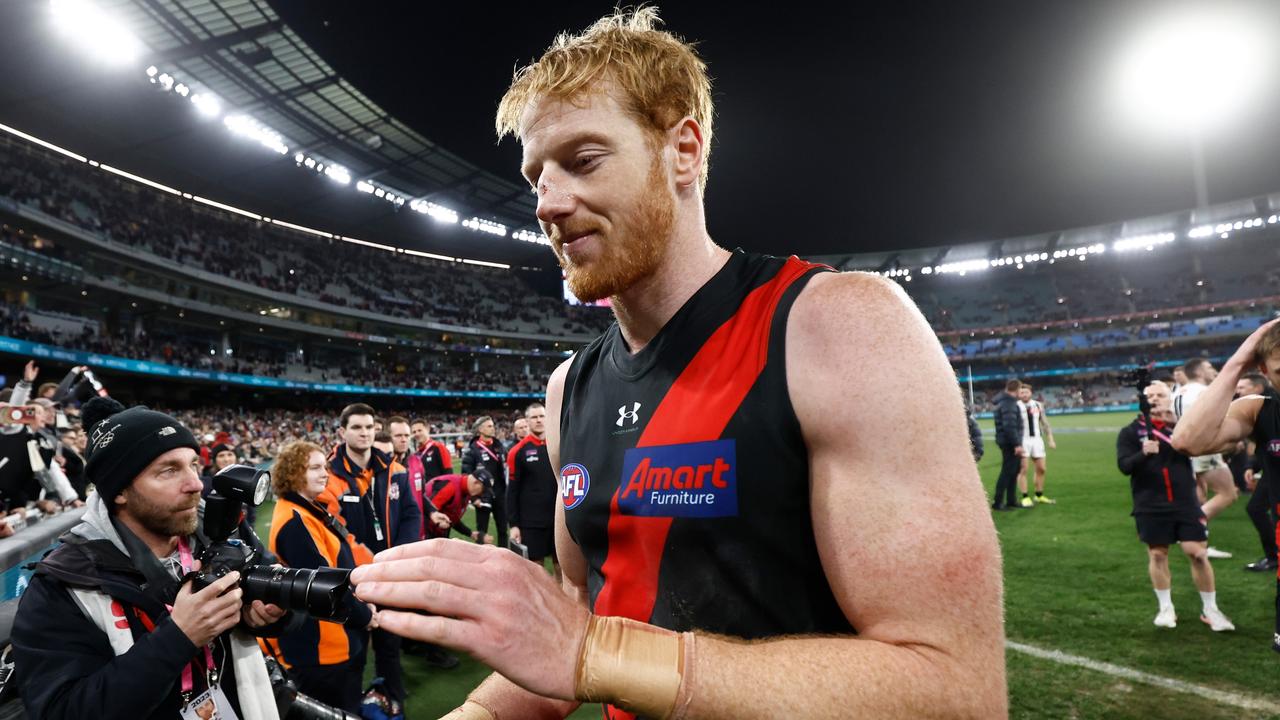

{"left": 1006, "top": 640, "right": 1280, "bottom": 713}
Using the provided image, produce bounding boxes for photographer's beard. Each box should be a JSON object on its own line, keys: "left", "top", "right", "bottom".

{"left": 119, "top": 486, "right": 200, "bottom": 538}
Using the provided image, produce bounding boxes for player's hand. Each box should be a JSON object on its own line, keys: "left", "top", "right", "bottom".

{"left": 350, "top": 539, "right": 589, "bottom": 700}
{"left": 429, "top": 511, "right": 451, "bottom": 530}
{"left": 242, "top": 599, "right": 286, "bottom": 628}
{"left": 482, "top": 534, "right": 495, "bottom": 545}
{"left": 171, "top": 570, "right": 243, "bottom": 647}
{"left": 1229, "top": 317, "right": 1280, "bottom": 371}
{"left": 366, "top": 603, "right": 380, "bottom": 630}
{"left": 1141, "top": 439, "right": 1160, "bottom": 455}
{"left": 509, "top": 526, "right": 522, "bottom": 544}
{"left": 22, "top": 361, "right": 38, "bottom": 384}
{"left": 1048, "top": 439, "right": 1056, "bottom": 450}
{"left": 1014, "top": 446, "right": 1024, "bottom": 457}
{"left": 1245, "top": 469, "right": 1256, "bottom": 491}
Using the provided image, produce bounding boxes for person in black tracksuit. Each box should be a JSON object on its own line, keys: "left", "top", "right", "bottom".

{"left": 1119, "top": 381, "right": 1232, "bottom": 631}
{"left": 462, "top": 416, "right": 507, "bottom": 546}
{"left": 506, "top": 403, "right": 559, "bottom": 566}
{"left": 991, "top": 380, "right": 1024, "bottom": 510}
{"left": 1237, "top": 376, "right": 1278, "bottom": 572}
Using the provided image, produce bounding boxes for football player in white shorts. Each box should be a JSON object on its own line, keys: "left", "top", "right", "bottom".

{"left": 1016, "top": 383, "right": 1056, "bottom": 507}
{"left": 1173, "top": 359, "right": 1238, "bottom": 558}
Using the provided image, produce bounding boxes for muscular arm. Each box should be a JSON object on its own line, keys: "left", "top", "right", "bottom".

{"left": 676, "top": 272, "right": 1006, "bottom": 717}
{"left": 1172, "top": 319, "right": 1277, "bottom": 455}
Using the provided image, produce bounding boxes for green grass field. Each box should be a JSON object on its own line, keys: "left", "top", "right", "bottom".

{"left": 255, "top": 413, "right": 1279, "bottom": 718}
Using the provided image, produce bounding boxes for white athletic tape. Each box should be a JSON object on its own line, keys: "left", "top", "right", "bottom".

{"left": 1005, "top": 640, "right": 1280, "bottom": 714}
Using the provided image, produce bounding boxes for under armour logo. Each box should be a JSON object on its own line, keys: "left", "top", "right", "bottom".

{"left": 616, "top": 402, "right": 642, "bottom": 427}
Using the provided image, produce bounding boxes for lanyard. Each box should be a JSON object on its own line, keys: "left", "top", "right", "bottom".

{"left": 173, "top": 538, "right": 217, "bottom": 696}
{"left": 476, "top": 440, "right": 500, "bottom": 463}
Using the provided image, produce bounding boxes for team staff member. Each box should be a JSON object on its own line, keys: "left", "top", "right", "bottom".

{"left": 1173, "top": 317, "right": 1280, "bottom": 652}
{"left": 1236, "top": 374, "right": 1278, "bottom": 572}
{"left": 412, "top": 419, "right": 452, "bottom": 479}
{"left": 12, "top": 397, "right": 289, "bottom": 720}
{"left": 422, "top": 469, "right": 494, "bottom": 541}
{"left": 461, "top": 416, "right": 508, "bottom": 547}
{"left": 318, "top": 403, "right": 421, "bottom": 714}
{"left": 265, "top": 441, "right": 377, "bottom": 713}
{"left": 351, "top": 9, "right": 1006, "bottom": 718}
{"left": 993, "top": 379, "right": 1025, "bottom": 510}
{"left": 507, "top": 402, "right": 559, "bottom": 570}
{"left": 1119, "top": 382, "right": 1234, "bottom": 631}
{"left": 386, "top": 416, "right": 427, "bottom": 539}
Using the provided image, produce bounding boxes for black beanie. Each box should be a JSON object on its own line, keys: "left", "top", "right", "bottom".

{"left": 83, "top": 397, "right": 200, "bottom": 502}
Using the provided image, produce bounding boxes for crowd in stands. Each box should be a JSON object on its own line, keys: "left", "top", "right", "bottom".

{"left": 0, "top": 139, "right": 612, "bottom": 338}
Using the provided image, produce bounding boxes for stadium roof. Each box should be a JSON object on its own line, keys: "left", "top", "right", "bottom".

{"left": 0, "top": 0, "right": 553, "bottom": 269}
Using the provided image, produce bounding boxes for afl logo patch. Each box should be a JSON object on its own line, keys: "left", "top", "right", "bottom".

{"left": 1268, "top": 439, "right": 1280, "bottom": 457}
{"left": 561, "top": 463, "right": 590, "bottom": 510}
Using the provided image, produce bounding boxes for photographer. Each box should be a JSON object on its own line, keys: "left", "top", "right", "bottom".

{"left": 1120, "top": 381, "right": 1234, "bottom": 632}
{"left": 10, "top": 397, "right": 291, "bottom": 720}
{"left": 263, "top": 440, "right": 376, "bottom": 714}
{"left": 422, "top": 469, "right": 493, "bottom": 541}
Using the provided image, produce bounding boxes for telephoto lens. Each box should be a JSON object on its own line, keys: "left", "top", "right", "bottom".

{"left": 241, "top": 565, "right": 352, "bottom": 622}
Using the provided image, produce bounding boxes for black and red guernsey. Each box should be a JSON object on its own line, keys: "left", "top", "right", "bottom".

{"left": 559, "top": 251, "right": 854, "bottom": 719}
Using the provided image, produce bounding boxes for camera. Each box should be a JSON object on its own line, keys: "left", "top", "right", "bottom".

{"left": 0, "top": 405, "right": 38, "bottom": 425}
{"left": 188, "top": 464, "right": 353, "bottom": 622}
{"left": 263, "top": 656, "right": 360, "bottom": 720}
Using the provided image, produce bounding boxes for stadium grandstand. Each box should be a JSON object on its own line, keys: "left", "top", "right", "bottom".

{"left": 1, "top": 2, "right": 1279, "bottom": 719}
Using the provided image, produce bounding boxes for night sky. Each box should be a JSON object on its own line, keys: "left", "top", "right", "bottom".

{"left": 267, "top": 1, "right": 1280, "bottom": 257}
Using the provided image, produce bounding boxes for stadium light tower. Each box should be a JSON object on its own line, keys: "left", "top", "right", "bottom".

{"left": 1113, "top": 7, "right": 1272, "bottom": 208}
{"left": 49, "top": 0, "right": 146, "bottom": 67}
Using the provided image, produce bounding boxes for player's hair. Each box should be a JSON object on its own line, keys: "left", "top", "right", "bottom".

{"left": 386, "top": 415, "right": 410, "bottom": 428}
{"left": 1182, "top": 357, "right": 1210, "bottom": 381}
{"left": 1255, "top": 322, "right": 1280, "bottom": 368}
{"left": 495, "top": 5, "right": 714, "bottom": 192}
{"left": 1005, "top": 379, "right": 1021, "bottom": 392}
{"left": 272, "top": 440, "right": 325, "bottom": 496}
{"left": 339, "top": 403, "right": 375, "bottom": 428}
{"left": 1240, "top": 373, "right": 1270, "bottom": 391}
{"left": 1020, "top": 383, "right": 1033, "bottom": 391}
{"left": 374, "top": 431, "right": 392, "bottom": 444}
{"left": 524, "top": 402, "right": 545, "bottom": 417}
{"left": 37, "top": 382, "right": 58, "bottom": 398}
{"left": 410, "top": 418, "right": 428, "bottom": 428}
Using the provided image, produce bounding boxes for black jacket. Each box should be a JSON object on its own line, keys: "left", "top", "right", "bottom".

{"left": 506, "top": 435, "right": 557, "bottom": 529}
{"left": 1116, "top": 415, "right": 1199, "bottom": 515}
{"left": 992, "top": 393, "right": 1023, "bottom": 448}
{"left": 461, "top": 437, "right": 507, "bottom": 489}
{"left": 11, "top": 527, "right": 292, "bottom": 720}
{"left": 966, "top": 413, "right": 985, "bottom": 461}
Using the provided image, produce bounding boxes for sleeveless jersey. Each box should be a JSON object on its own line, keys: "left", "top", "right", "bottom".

{"left": 1251, "top": 390, "right": 1280, "bottom": 512}
{"left": 559, "top": 252, "right": 854, "bottom": 700}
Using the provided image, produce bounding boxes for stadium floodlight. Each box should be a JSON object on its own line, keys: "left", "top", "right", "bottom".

{"left": 145, "top": 65, "right": 157, "bottom": 77}
{"left": 190, "top": 93, "right": 221, "bottom": 119}
{"left": 224, "top": 114, "right": 289, "bottom": 155}
{"left": 174, "top": 83, "right": 189, "bottom": 97}
{"left": 1113, "top": 8, "right": 1272, "bottom": 136}
{"left": 50, "top": 0, "right": 145, "bottom": 67}
{"left": 356, "top": 180, "right": 375, "bottom": 193}
{"left": 323, "top": 164, "right": 351, "bottom": 185}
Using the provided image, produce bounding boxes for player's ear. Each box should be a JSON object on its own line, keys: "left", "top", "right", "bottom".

{"left": 669, "top": 117, "right": 704, "bottom": 192}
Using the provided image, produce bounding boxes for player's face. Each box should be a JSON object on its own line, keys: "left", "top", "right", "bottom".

{"left": 513, "top": 418, "right": 529, "bottom": 439}
{"left": 1201, "top": 363, "right": 1218, "bottom": 382}
{"left": 1263, "top": 351, "right": 1280, "bottom": 390}
{"left": 342, "top": 414, "right": 376, "bottom": 452}
{"left": 520, "top": 88, "right": 675, "bottom": 302}
{"left": 1144, "top": 385, "right": 1172, "bottom": 415}
{"left": 1017, "top": 388, "right": 1031, "bottom": 402}
{"left": 1172, "top": 368, "right": 1187, "bottom": 384}
{"left": 412, "top": 422, "right": 430, "bottom": 445}
{"left": 526, "top": 406, "right": 547, "bottom": 436}
{"left": 389, "top": 422, "right": 412, "bottom": 454}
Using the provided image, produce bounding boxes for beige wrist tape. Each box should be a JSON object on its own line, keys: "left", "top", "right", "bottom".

{"left": 443, "top": 700, "right": 495, "bottom": 720}
{"left": 574, "top": 615, "right": 694, "bottom": 719}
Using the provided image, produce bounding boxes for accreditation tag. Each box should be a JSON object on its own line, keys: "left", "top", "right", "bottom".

{"left": 180, "top": 685, "right": 239, "bottom": 720}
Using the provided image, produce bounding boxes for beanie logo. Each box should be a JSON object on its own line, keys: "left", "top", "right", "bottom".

{"left": 90, "top": 422, "right": 123, "bottom": 452}
{"left": 158, "top": 427, "right": 176, "bottom": 437}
